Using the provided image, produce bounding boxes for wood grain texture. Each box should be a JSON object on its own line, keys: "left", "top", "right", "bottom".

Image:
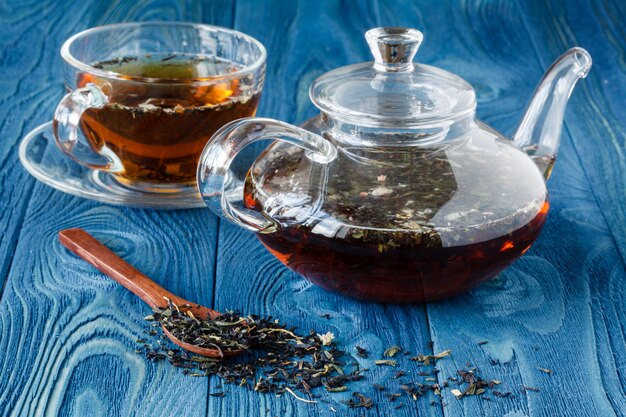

{"left": 516, "top": 0, "right": 626, "bottom": 413}
{"left": 0, "top": 200, "right": 220, "bottom": 416}
{"left": 210, "top": 2, "right": 441, "bottom": 416}
{"left": 1, "top": 0, "right": 625, "bottom": 416}
{"left": 0, "top": 0, "right": 67, "bottom": 294}
{"left": 377, "top": 0, "right": 626, "bottom": 415}
{"left": 0, "top": 1, "right": 230, "bottom": 416}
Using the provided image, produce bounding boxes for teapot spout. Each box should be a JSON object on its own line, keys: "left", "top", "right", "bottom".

{"left": 513, "top": 47, "right": 591, "bottom": 179}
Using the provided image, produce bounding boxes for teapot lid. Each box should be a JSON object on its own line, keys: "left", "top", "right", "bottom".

{"left": 310, "top": 28, "right": 476, "bottom": 127}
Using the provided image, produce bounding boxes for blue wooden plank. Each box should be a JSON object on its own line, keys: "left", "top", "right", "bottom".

{"left": 0, "top": 1, "right": 232, "bottom": 416}
{"left": 515, "top": 0, "right": 626, "bottom": 412}
{"left": 0, "top": 197, "right": 221, "bottom": 417}
{"left": 0, "top": 0, "right": 73, "bottom": 296}
{"left": 378, "top": 0, "right": 626, "bottom": 415}
{"left": 210, "top": 1, "right": 443, "bottom": 416}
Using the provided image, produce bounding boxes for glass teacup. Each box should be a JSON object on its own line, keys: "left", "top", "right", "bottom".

{"left": 53, "top": 22, "right": 266, "bottom": 192}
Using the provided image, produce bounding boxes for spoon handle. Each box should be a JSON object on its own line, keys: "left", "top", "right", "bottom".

{"left": 59, "top": 228, "right": 187, "bottom": 310}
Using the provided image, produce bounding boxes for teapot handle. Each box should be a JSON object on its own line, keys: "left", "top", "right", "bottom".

{"left": 197, "top": 117, "right": 337, "bottom": 233}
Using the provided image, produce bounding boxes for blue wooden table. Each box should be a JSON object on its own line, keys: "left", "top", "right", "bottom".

{"left": 1, "top": 0, "right": 625, "bottom": 416}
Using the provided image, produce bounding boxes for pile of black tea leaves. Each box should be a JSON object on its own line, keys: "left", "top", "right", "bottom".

{"left": 139, "top": 300, "right": 362, "bottom": 401}
{"left": 137, "top": 300, "right": 525, "bottom": 407}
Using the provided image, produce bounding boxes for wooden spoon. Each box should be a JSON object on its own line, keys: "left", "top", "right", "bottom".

{"left": 58, "top": 228, "right": 243, "bottom": 358}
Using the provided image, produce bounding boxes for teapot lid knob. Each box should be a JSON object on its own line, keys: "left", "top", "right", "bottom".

{"left": 365, "top": 27, "right": 423, "bottom": 72}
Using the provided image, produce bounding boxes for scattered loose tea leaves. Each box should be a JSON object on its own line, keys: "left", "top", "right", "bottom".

{"left": 141, "top": 303, "right": 530, "bottom": 409}
{"left": 383, "top": 345, "right": 402, "bottom": 357}
{"left": 538, "top": 367, "right": 553, "bottom": 375}
{"left": 284, "top": 387, "right": 317, "bottom": 404}
{"left": 318, "top": 332, "right": 335, "bottom": 346}
{"left": 410, "top": 349, "right": 452, "bottom": 366}
{"left": 386, "top": 393, "right": 402, "bottom": 402}
{"left": 342, "top": 392, "right": 373, "bottom": 409}
{"left": 142, "top": 300, "right": 363, "bottom": 401}
{"left": 399, "top": 381, "right": 441, "bottom": 401}
{"left": 450, "top": 368, "right": 507, "bottom": 400}
{"left": 325, "top": 385, "right": 349, "bottom": 393}
{"left": 355, "top": 345, "right": 368, "bottom": 358}
{"left": 451, "top": 389, "right": 463, "bottom": 398}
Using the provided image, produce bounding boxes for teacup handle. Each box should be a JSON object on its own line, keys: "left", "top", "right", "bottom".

{"left": 52, "top": 83, "right": 120, "bottom": 170}
{"left": 197, "top": 117, "right": 337, "bottom": 233}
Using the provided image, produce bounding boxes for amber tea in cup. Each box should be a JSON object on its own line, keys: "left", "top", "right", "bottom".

{"left": 54, "top": 22, "right": 265, "bottom": 191}
{"left": 77, "top": 55, "right": 261, "bottom": 186}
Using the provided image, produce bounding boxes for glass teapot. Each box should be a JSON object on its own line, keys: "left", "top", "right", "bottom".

{"left": 198, "top": 27, "right": 591, "bottom": 303}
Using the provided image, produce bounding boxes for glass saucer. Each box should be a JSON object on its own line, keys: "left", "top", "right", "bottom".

{"left": 19, "top": 122, "right": 206, "bottom": 209}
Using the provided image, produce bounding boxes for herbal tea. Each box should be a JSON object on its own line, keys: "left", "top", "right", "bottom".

{"left": 244, "top": 135, "right": 549, "bottom": 302}
{"left": 78, "top": 54, "right": 260, "bottom": 186}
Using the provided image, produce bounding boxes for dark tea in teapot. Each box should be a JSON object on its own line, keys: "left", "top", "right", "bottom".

{"left": 244, "top": 136, "right": 549, "bottom": 303}
{"left": 77, "top": 54, "right": 260, "bottom": 186}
